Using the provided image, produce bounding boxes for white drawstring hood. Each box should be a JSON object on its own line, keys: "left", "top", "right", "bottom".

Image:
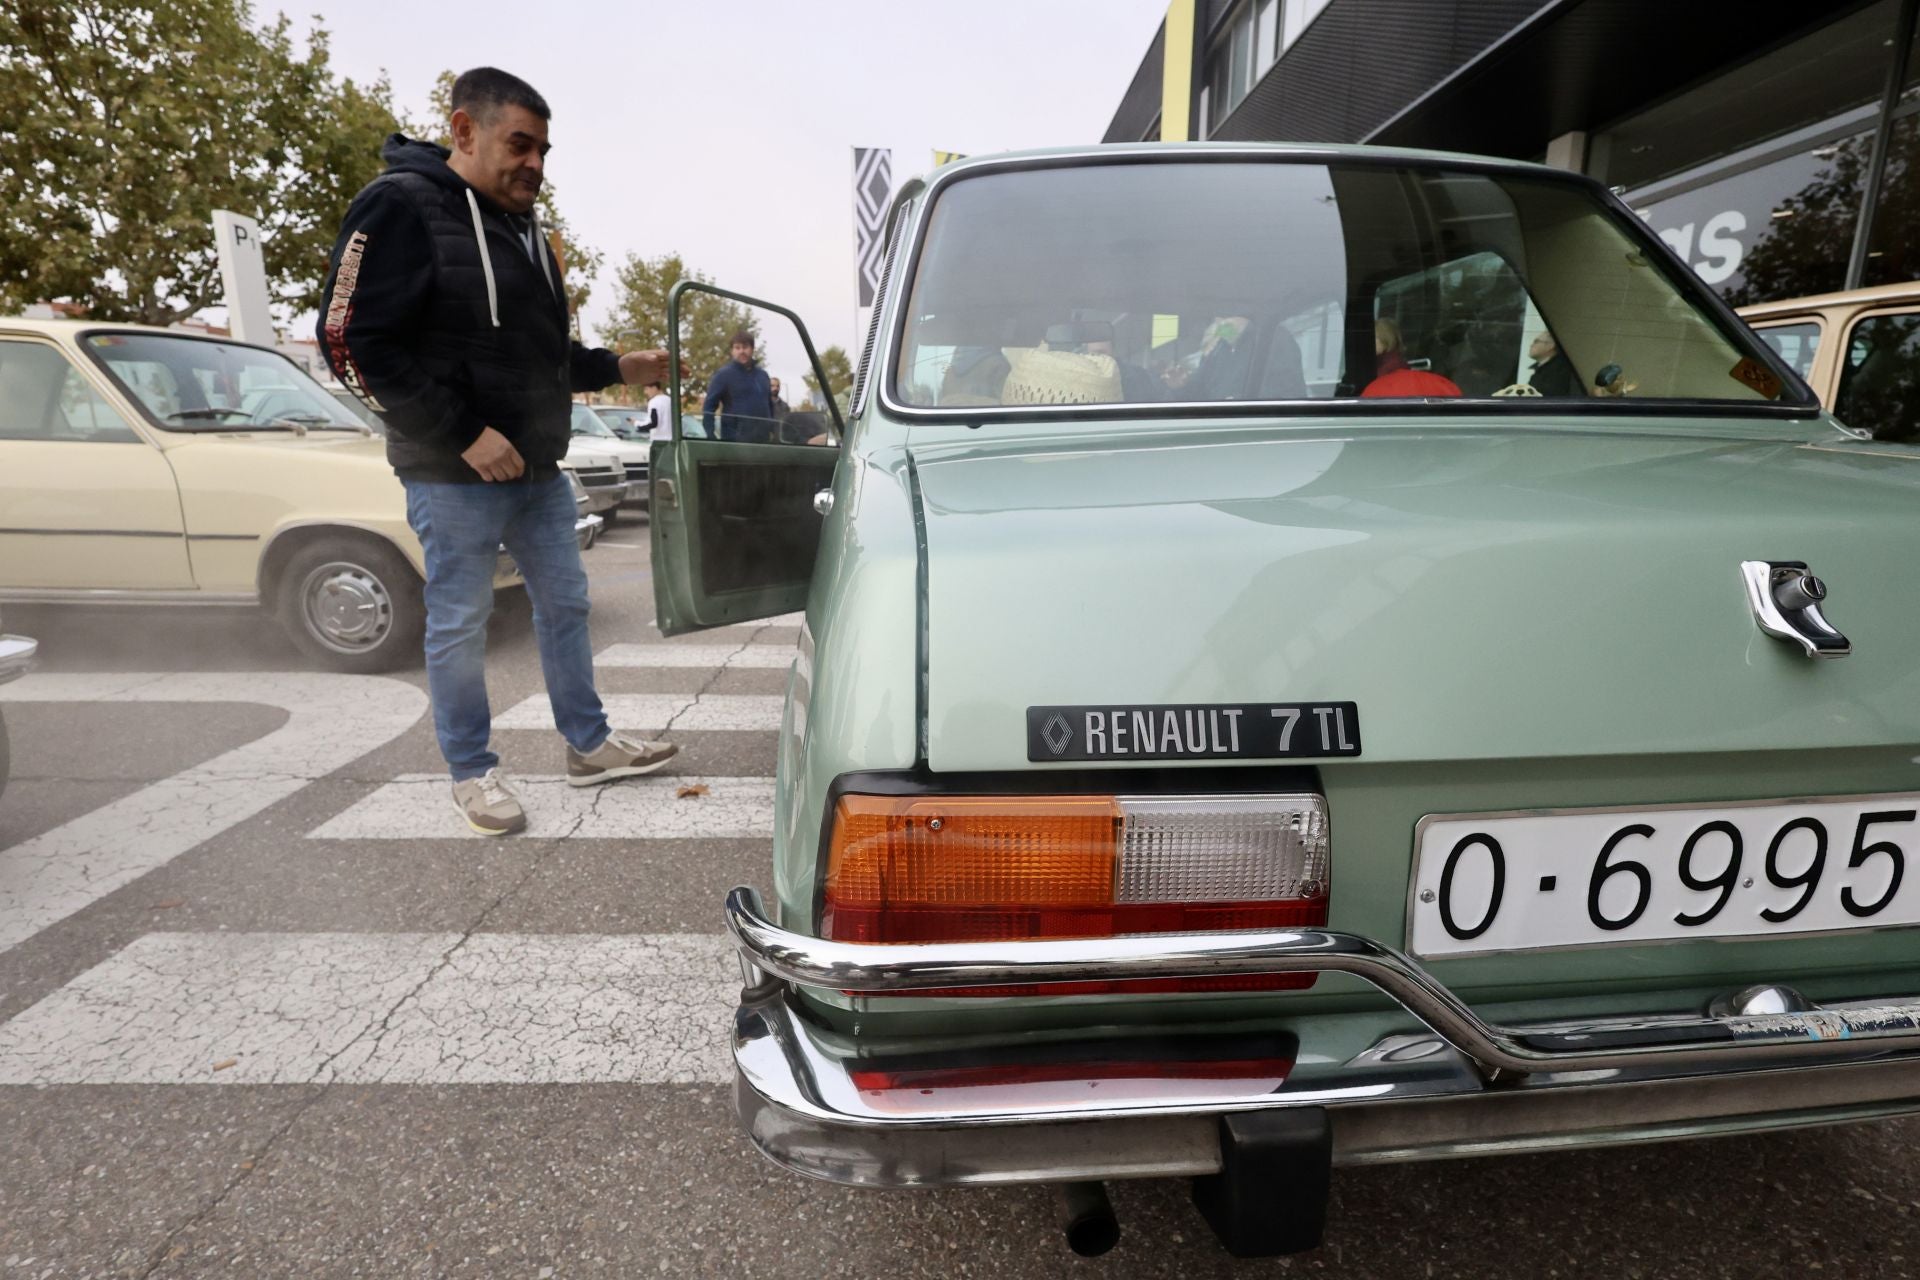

{"left": 464, "top": 187, "right": 501, "bottom": 329}
{"left": 530, "top": 208, "right": 557, "bottom": 297}
{"left": 465, "top": 188, "right": 559, "bottom": 329}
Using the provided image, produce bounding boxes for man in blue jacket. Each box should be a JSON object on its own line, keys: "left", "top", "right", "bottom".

{"left": 317, "top": 66, "right": 677, "bottom": 836}
{"left": 702, "top": 330, "right": 775, "bottom": 442}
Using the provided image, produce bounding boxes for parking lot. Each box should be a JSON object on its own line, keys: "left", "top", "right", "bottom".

{"left": 0, "top": 538, "right": 1916, "bottom": 1279}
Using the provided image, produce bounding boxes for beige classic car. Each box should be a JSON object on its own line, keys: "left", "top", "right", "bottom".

{"left": 0, "top": 318, "right": 591, "bottom": 672}
{"left": 1739, "top": 281, "right": 1920, "bottom": 438}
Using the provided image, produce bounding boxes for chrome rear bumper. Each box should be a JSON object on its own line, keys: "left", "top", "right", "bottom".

{"left": 724, "top": 887, "right": 1920, "bottom": 1186}
{"left": 0, "top": 635, "right": 37, "bottom": 685}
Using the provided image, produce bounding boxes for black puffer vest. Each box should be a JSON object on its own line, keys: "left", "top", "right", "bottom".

{"left": 370, "top": 137, "right": 574, "bottom": 481}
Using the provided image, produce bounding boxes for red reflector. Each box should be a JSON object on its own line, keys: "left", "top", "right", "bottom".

{"left": 849, "top": 1055, "right": 1296, "bottom": 1092}
{"left": 928, "top": 973, "right": 1316, "bottom": 998}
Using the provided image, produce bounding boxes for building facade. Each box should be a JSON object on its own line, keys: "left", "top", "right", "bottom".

{"left": 1106, "top": 0, "right": 1920, "bottom": 307}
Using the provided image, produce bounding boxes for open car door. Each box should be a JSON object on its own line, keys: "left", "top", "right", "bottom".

{"left": 649, "top": 282, "right": 844, "bottom": 636}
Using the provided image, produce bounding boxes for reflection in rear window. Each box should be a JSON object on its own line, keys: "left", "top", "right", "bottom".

{"left": 894, "top": 161, "right": 1799, "bottom": 412}
{"left": 1756, "top": 322, "right": 1821, "bottom": 381}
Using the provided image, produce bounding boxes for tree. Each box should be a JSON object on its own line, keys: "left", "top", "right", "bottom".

{"left": 1724, "top": 120, "right": 1919, "bottom": 307}
{"left": 600, "top": 252, "right": 758, "bottom": 406}
{"left": 803, "top": 344, "right": 854, "bottom": 412}
{"left": 0, "top": 1, "right": 400, "bottom": 325}
{"left": 423, "top": 70, "right": 601, "bottom": 319}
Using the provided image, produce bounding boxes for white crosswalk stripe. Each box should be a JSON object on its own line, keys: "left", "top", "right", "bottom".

{"left": 0, "top": 615, "right": 813, "bottom": 1092}
{"left": 595, "top": 643, "right": 794, "bottom": 669}
{"left": 495, "top": 693, "right": 784, "bottom": 732}
{"left": 0, "top": 932, "right": 736, "bottom": 1085}
{"left": 0, "top": 672, "right": 426, "bottom": 955}
{"left": 308, "top": 775, "right": 775, "bottom": 840}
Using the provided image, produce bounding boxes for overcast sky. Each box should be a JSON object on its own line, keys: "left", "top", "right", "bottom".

{"left": 284, "top": 0, "right": 1167, "bottom": 397}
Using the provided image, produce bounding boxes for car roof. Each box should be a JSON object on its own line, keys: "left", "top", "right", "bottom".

{"left": 1737, "top": 280, "right": 1920, "bottom": 319}
{"left": 922, "top": 141, "right": 1569, "bottom": 186}
{"left": 0, "top": 315, "right": 275, "bottom": 349}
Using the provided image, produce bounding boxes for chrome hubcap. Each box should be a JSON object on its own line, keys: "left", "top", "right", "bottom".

{"left": 301, "top": 561, "right": 393, "bottom": 653}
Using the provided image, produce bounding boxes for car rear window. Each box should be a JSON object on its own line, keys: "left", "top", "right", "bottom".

{"left": 893, "top": 160, "right": 1808, "bottom": 414}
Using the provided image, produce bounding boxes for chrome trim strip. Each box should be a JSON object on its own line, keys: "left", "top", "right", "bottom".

{"left": 0, "top": 588, "right": 258, "bottom": 606}
{"left": 0, "top": 527, "right": 180, "bottom": 538}
{"left": 0, "top": 635, "right": 37, "bottom": 683}
{"left": 724, "top": 887, "right": 1920, "bottom": 1077}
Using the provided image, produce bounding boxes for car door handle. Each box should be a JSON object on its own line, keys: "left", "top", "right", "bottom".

{"left": 813, "top": 488, "right": 834, "bottom": 516}
{"left": 655, "top": 478, "right": 678, "bottom": 509}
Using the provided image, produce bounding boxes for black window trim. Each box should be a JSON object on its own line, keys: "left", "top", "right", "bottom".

{"left": 876, "top": 148, "right": 1823, "bottom": 427}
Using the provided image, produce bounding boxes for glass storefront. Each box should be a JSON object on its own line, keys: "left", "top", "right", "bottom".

{"left": 1631, "top": 111, "right": 1920, "bottom": 305}
{"left": 1606, "top": 0, "right": 1920, "bottom": 306}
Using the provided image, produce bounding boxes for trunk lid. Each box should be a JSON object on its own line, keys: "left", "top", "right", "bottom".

{"left": 912, "top": 420, "right": 1920, "bottom": 773}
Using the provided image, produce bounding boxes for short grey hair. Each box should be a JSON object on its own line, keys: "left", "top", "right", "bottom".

{"left": 451, "top": 66, "right": 550, "bottom": 124}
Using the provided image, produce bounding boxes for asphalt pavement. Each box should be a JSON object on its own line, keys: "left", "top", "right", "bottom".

{"left": 2, "top": 535, "right": 1917, "bottom": 1279}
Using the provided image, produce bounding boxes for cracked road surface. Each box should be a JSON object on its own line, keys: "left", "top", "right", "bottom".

{"left": 2, "top": 541, "right": 1919, "bottom": 1278}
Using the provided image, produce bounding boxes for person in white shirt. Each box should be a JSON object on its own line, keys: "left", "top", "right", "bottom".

{"left": 644, "top": 379, "right": 673, "bottom": 441}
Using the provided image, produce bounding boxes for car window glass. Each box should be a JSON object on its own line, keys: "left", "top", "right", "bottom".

{"left": 895, "top": 162, "right": 1796, "bottom": 412}
{"left": 571, "top": 408, "right": 616, "bottom": 437}
{"left": 1754, "top": 321, "right": 1821, "bottom": 381}
{"left": 1834, "top": 312, "right": 1920, "bottom": 438}
{"left": 692, "top": 302, "right": 837, "bottom": 446}
{"left": 86, "top": 333, "right": 366, "bottom": 430}
{"left": 1374, "top": 251, "right": 1551, "bottom": 397}
{"left": 0, "top": 340, "right": 142, "bottom": 443}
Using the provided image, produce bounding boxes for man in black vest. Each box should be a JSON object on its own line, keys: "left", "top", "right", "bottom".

{"left": 318, "top": 66, "right": 676, "bottom": 836}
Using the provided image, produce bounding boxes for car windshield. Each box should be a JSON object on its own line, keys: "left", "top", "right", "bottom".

{"left": 894, "top": 159, "right": 1808, "bottom": 413}
{"left": 84, "top": 333, "right": 371, "bottom": 431}
{"left": 571, "top": 406, "right": 616, "bottom": 436}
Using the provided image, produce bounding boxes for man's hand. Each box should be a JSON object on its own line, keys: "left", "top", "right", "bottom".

{"left": 462, "top": 426, "right": 525, "bottom": 482}
{"left": 619, "top": 349, "right": 688, "bottom": 385}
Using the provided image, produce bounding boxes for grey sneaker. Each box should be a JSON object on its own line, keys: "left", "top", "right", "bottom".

{"left": 567, "top": 731, "right": 679, "bottom": 786}
{"left": 451, "top": 768, "right": 527, "bottom": 836}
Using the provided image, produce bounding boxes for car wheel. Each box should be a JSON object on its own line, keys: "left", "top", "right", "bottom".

{"left": 275, "top": 536, "right": 424, "bottom": 674}
{"left": 599, "top": 505, "right": 620, "bottom": 528}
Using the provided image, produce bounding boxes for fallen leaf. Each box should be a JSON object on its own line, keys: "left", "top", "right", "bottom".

{"left": 150, "top": 899, "right": 186, "bottom": 910}
{"left": 675, "top": 784, "right": 710, "bottom": 799}
{"left": 211, "top": 1058, "right": 238, "bottom": 1072}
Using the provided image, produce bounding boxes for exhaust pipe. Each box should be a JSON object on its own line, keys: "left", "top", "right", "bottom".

{"left": 1056, "top": 1180, "right": 1120, "bottom": 1257}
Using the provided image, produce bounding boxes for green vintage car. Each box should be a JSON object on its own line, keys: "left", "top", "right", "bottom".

{"left": 648, "top": 145, "right": 1920, "bottom": 1259}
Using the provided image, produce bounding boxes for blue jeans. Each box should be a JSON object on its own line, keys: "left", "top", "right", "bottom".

{"left": 403, "top": 471, "right": 610, "bottom": 780}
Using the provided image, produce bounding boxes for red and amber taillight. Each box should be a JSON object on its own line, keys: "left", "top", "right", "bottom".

{"left": 821, "top": 792, "right": 1330, "bottom": 995}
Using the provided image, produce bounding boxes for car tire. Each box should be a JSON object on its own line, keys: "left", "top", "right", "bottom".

{"left": 599, "top": 505, "right": 620, "bottom": 528}
{"left": 274, "top": 535, "right": 425, "bottom": 674}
